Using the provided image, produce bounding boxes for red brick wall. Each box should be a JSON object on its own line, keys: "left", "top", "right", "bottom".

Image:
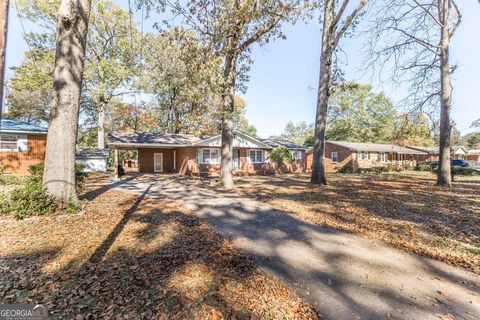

{"left": 0, "top": 134, "right": 46, "bottom": 175}
{"left": 174, "top": 147, "right": 305, "bottom": 176}
{"left": 306, "top": 143, "right": 354, "bottom": 172}
{"left": 138, "top": 148, "right": 175, "bottom": 173}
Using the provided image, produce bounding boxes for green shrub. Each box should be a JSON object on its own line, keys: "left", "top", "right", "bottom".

{"left": 337, "top": 166, "right": 354, "bottom": 173}
{"left": 415, "top": 164, "right": 431, "bottom": 171}
{"left": 358, "top": 166, "right": 389, "bottom": 174}
{"left": 28, "top": 162, "right": 87, "bottom": 191}
{"left": 452, "top": 167, "right": 480, "bottom": 176}
{"left": 0, "top": 192, "right": 10, "bottom": 215}
{"left": 270, "top": 146, "right": 295, "bottom": 166}
{"left": 0, "top": 164, "right": 4, "bottom": 175}
{"left": 0, "top": 174, "right": 25, "bottom": 185}
{"left": 28, "top": 162, "right": 44, "bottom": 176}
{"left": 8, "top": 179, "right": 57, "bottom": 219}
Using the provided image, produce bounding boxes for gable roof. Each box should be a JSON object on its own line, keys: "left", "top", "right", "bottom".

{"left": 259, "top": 138, "right": 307, "bottom": 150}
{"left": 0, "top": 117, "right": 48, "bottom": 134}
{"left": 327, "top": 141, "right": 428, "bottom": 154}
{"left": 192, "top": 131, "right": 272, "bottom": 149}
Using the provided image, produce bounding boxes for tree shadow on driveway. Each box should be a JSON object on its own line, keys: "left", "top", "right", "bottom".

{"left": 112, "top": 175, "right": 480, "bottom": 320}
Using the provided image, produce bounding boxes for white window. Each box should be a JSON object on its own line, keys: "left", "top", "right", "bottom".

{"left": 0, "top": 134, "right": 18, "bottom": 151}
{"left": 249, "top": 150, "right": 265, "bottom": 163}
{"left": 291, "top": 150, "right": 302, "bottom": 160}
{"left": 379, "top": 153, "right": 387, "bottom": 162}
{"left": 331, "top": 151, "right": 338, "bottom": 163}
{"left": 199, "top": 148, "right": 220, "bottom": 164}
{"left": 358, "top": 152, "right": 370, "bottom": 160}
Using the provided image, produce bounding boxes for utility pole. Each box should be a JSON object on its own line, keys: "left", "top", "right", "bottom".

{"left": 0, "top": 0, "right": 9, "bottom": 120}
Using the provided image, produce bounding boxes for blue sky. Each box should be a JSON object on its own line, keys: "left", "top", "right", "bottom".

{"left": 5, "top": 1, "right": 480, "bottom": 138}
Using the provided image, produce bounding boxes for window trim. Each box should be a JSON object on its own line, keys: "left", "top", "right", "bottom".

{"left": 379, "top": 153, "right": 387, "bottom": 162}
{"left": 358, "top": 151, "right": 370, "bottom": 160}
{"left": 248, "top": 149, "right": 265, "bottom": 163}
{"left": 0, "top": 134, "right": 19, "bottom": 151}
{"left": 291, "top": 150, "right": 302, "bottom": 160}
{"left": 331, "top": 151, "right": 339, "bottom": 163}
{"left": 199, "top": 148, "right": 220, "bottom": 164}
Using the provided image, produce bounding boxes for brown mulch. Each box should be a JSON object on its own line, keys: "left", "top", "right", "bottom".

{"left": 233, "top": 173, "right": 480, "bottom": 275}
{"left": 0, "top": 174, "right": 319, "bottom": 319}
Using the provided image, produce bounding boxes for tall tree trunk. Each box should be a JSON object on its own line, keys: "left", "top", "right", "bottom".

{"left": 219, "top": 52, "right": 236, "bottom": 189}
{"left": 437, "top": 0, "right": 452, "bottom": 187}
{"left": 0, "top": 0, "right": 9, "bottom": 116}
{"left": 311, "top": 0, "right": 334, "bottom": 185}
{"left": 43, "top": 0, "right": 91, "bottom": 199}
{"left": 97, "top": 102, "right": 105, "bottom": 149}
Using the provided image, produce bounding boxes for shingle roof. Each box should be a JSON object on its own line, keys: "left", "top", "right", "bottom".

{"left": 0, "top": 117, "right": 47, "bottom": 133}
{"left": 260, "top": 138, "right": 307, "bottom": 150}
{"left": 468, "top": 149, "right": 480, "bottom": 155}
{"left": 327, "top": 141, "right": 427, "bottom": 154}
{"left": 406, "top": 146, "right": 439, "bottom": 154}
{"left": 76, "top": 148, "right": 110, "bottom": 159}
{"left": 107, "top": 132, "right": 207, "bottom": 146}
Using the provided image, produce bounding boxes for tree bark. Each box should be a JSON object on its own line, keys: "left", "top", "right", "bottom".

{"left": 97, "top": 102, "right": 105, "bottom": 149}
{"left": 311, "top": 0, "right": 334, "bottom": 185}
{"left": 0, "top": 0, "right": 9, "bottom": 115}
{"left": 437, "top": 0, "right": 452, "bottom": 187}
{"left": 219, "top": 52, "right": 236, "bottom": 189}
{"left": 43, "top": 0, "right": 91, "bottom": 199}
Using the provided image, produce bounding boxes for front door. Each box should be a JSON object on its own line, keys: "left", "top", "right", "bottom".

{"left": 154, "top": 153, "right": 163, "bottom": 173}
{"left": 232, "top": 149, "right": 240, "bottom": 170}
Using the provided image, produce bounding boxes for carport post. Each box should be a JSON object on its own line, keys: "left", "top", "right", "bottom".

{"left": 113, "top": 147, "right": 119, "bottom": 180}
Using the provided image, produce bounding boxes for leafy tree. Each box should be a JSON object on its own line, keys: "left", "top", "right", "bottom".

{"left": 392, "top": 113, "right": 436, "bottom": 146}
{"left": 463, "top": 132, "right": 480, "bottom": 149}
{"left": 142, "top": 0, "right": 311, "bottom": 188}
{"left": 43, "top": 0, "right": 92, "bottom": 200}
{"left": 15, "top": 0, "right": 139, "bottom": 149}
{"left": 141, "top": 29, "right": 222, "bottom": 135}
{"left": 367, "top": 0, "right": 463, "bottom": 187}
{"left": 311, "top": 0, "right": 368, "bottom": 185}
{"left": 6, "top": 49, "right": 54, "bottom": 124}
{"left": 270, "top": 146, "right": 295, "bottom": 165}
{"left": 274, "top": 121, "right": 314, "bottom": 145}
{"left": 325, "top": 82, "right": 395, "bottom": 143}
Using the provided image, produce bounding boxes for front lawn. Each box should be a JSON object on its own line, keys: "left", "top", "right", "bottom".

{"left": 234, "top": 172, "right": 480, "bottom": 274}
{"left": 0, "top": 174, "right": 319, "bottom": 319}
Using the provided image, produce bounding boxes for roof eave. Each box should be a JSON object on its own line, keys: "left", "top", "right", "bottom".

{"left": 0, "top": 129, "right": 48, "bottom": 134}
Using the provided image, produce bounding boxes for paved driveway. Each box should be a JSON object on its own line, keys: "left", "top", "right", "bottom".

{"left": 111, "top": 174, "right": 479, "bottom": 320}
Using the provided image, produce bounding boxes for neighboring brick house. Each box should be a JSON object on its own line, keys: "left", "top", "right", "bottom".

{"left": 107, "top": 131, "right": 307, "bottom": 176}
{"left": 407, "top": 145, "right": 470, "bottom": 162}
{"left": 466, "top": 149, "right": 480, "bottom": 166}
{"left": 0, "top": 118, "right": 48, "bottom": 175}
{"left": 306, "top": 141, "right": 428, "bottom": 172}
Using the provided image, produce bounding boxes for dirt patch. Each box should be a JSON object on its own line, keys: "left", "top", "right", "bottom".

{"left": 0, "top": 174, "right": 319, "bottom": 319}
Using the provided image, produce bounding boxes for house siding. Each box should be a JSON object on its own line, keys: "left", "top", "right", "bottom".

{"left": 0, "top": 134, "right": 46, "bottom": 175}
{"left": 138, "top": 148, "right": 175, "bottom": 173}
{"left": 306, "top": 143, "right": 354, "bottom": 172}
{"left": 172, "top": 147, "right": 306, "bottom": 176}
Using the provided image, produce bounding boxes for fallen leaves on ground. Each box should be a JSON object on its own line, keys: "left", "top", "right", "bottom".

{"left": 232, "top": 173, "right": 480, "bottom": 275}
{"left": 0, "top": 174, "right": 320, "bottom": 319}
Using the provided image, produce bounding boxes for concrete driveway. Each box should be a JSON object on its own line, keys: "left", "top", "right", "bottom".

{"left": 111, "top": 174, "right": 480, "bottom": 320}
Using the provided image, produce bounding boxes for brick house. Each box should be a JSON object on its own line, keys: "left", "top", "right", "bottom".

{"left": 306, "top": 141, "right": 428, "bottom": 172}
{"left": 107, "top": 131, "right": 307, "bottom": 176}
{"left": 0, "top": 118, "right": 48, "bottom": 175}
{"left": 466, "top": 149, "right": 480, "bottom": 166}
